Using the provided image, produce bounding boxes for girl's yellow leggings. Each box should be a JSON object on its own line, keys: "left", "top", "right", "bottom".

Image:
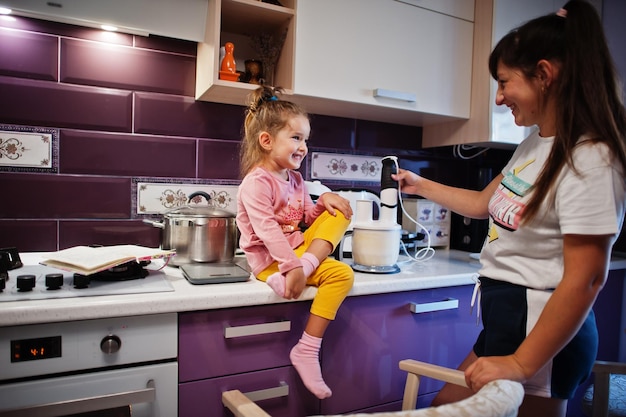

{"left": 256, "top": 211, "right": 354, "bottom": 320}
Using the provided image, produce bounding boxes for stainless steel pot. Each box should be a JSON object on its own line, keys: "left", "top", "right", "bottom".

{"left": 144, "top": 191, "right": 237, "bottom": 266}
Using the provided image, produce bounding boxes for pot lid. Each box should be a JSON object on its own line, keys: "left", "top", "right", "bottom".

{"left": 163, "top": 191, "right": 235, "bottom": 218}
{"left": 164, "top": 205, "right": 235, "bottom": 218}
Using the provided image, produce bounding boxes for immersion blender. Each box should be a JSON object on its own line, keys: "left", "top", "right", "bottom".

{"left": 350, "top": 156, "right": 402, "bottom": 273}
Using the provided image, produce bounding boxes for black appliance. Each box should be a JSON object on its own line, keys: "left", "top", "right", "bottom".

{"left": 450, "top": 213, "right": 488, "bottom": 253}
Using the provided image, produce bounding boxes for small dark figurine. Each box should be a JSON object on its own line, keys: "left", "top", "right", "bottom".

{"left": 244, "top": 60, "right": 263, "bottom": 84}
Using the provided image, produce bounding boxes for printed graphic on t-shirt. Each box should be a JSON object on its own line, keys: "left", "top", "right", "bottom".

{"left": 488, "top": 158, "right": 535, "bottom": 236}
{"left": 489, "top": 188, "right": 525, "bottom": 231}
{"left": 280, "top": 199, "right": 304, "bottom": 233}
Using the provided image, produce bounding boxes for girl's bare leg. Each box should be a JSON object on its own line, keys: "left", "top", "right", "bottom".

{"left": 267, "top": 238, "right": 332, "bottom": 296}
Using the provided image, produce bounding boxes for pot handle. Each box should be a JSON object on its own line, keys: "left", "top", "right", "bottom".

{"left": 188, "top": 191, "right": 212, "bottom": 204}
{"left": 142, "top": 219, "right": 164, "bottom": 229}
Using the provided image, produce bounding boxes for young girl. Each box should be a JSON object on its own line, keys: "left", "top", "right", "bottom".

{"left": 394, "top": 1, "right": 626, "bottom": 416}
{"left": 236, "top": 85, "right": 354, "bottom": 399}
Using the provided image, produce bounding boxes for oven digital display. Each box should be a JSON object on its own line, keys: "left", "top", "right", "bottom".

{"left": 11, "top": 336, "right": 61, "bottom": 362}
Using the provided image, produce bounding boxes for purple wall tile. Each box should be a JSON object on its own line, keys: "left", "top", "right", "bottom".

{"left": 0, "top": 15, "right": 133, "bottom": 46}
{"left": 59, "top": 220, "right": 161, "bottom": 249}
{"left": 134, "top": 35, "right": 197, "bottom": 56}
{"left": 356, "top": 120, "right": 422, "bottom": 152}
{"left": 198, "top": 140, "right": 240, "bottom": 180}
{"left": 60, "top": 130, "right": 197, "bottom": 178}
{"left": 0, "top": 76, "right": 132, "bottom": 132}
{"left": 0, "top": 14, "right": 528, "bottom": 252}
{"left": 0, "top": 28, "right": 57, "bottom": 81}
{"left": 0, "top": 174, "right": 131, "bottom": 219}
{"left": 309, "top": 115, "right": 354, "bottom": 150}
{"left": 135, "top": 92, "right": 243, "bottom": 139}
{"left": 61, "top": 38, "right": 195, "bottom": 96}
{"left": 0, "top": 220, "right": 58, "bottom": 252}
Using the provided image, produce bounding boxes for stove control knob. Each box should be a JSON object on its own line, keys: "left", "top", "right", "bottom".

{"left": 73, "top": 274, "right": 90, "bottom": 289}
{"left": 100, "top": 335, "right": 122, "bottom": 354}
{"left": 45, "top": 273, "right": 64, "bottom": 290}
{"left": 16, "top": 274, "right": 36, "bottom": 292}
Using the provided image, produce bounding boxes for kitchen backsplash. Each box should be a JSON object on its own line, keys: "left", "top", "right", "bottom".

{"left": 7, "top": 15, "right": 623, "bottom": 255}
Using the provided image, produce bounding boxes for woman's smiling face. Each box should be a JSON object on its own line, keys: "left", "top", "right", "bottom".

{"left": 494, "top": 62, "right": 543, "bottom": 129}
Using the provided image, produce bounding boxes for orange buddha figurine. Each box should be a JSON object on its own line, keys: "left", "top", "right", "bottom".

{"left": 219, "top": 42, "right": 239, "bottom": 82}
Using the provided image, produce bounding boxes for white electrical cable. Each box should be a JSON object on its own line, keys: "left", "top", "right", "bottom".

{"left": 453, "top": 144, "right": 489, "bottom": 160}
{"left": 389, "top": 157, "right": 435, "bottom": 263}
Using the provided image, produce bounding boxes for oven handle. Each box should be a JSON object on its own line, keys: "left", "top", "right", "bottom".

{"left": 0, "top": 379, "right": 155, "bottom": 417}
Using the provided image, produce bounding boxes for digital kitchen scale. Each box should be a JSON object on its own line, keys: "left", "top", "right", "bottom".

{"left": 181, "top": 263, "right": 251, "bottom": 285}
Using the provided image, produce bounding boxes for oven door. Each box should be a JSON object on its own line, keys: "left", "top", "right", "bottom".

{"left": 0, "top": 362, "right": 177, "bottom": 417}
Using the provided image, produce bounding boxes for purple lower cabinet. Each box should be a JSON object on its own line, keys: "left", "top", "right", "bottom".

{"left": 178, "top": 303, "right": 310, "bottom": 382}
{"left": 320, "top": 285, "right": 480, "bottom": 414}
{"left": 178, "top": 302, "right": 320, "bottom": 416}
{"left": 179, "top": 366, "right": 319, "bottom": 417}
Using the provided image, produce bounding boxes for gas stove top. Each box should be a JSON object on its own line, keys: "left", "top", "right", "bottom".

{"left": 0, "top": 264, "right": 173, "bottom": 302}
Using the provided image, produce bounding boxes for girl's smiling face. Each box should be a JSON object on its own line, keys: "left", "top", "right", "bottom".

{"left": 262, "top": 114, "right": 310, "bottom": 178}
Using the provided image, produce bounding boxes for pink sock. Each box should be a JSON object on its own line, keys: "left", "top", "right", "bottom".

{"left": 290, "top": 332, "right": 332, "bottom": 399}
{"left": 300, "top": 252, "right": 320, "bottom": 277}
{"left": 266, "top": 253, "right": 320, "bottom": 297}
{"left": 266, "top": 272, "right": 286, "bottom": 297}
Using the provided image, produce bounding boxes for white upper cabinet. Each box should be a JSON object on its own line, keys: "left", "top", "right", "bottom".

{"left": 291, "top": 0, "right": 474, "bottom": 126}
{"left": 0, "top": 0, "right": 209, "bottom": 41}
{"left": 422, "top": 0, "right": 601, "bottom": 148}
{"left": 393, "top": 0, "right": 475, "bottom": 21}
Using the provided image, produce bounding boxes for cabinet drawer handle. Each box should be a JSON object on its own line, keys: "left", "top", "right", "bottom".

{"left": 409, "top": 298, "right": 458, "bottom": 314}
{"left": 373, "top": 88, "right": 417, "bottom": 103}
{"left": 224, "top": 321, "right": 291, "bottom": 339}
{"left": 243, "top": 381, "right": 289, "bottom": 402}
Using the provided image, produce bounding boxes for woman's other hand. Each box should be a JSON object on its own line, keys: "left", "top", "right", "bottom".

{"left": 464, "top": 355, "right": 527, "bottom": 392}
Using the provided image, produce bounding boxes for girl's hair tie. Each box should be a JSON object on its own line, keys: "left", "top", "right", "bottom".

{"left": 269, "top": 96, "right": 278, "bottom": 101}
{"left": 556, "top": 8, "right": 567, "bottom": 18}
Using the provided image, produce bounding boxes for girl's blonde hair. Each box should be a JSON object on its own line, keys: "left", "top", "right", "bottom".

{"left": 239, "top": 85, "right": 308, "bottom": 178}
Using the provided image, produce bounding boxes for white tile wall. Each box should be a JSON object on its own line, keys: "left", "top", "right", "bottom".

{"left": 401, "top": 198, "right": 451, "bottom": 248}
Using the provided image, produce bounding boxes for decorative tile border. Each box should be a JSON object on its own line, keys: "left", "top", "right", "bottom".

{"left": 311, "top": 152, "right": 382, "bottom": 182}
{"left": 0, "top": 124, "right": 58, "bottom": 172}
{"left": 133, "top": 178, "right": 239, "bottom": 216}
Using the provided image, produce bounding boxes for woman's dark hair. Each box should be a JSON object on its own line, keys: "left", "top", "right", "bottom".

{"left": 239, "top": 85, "right": 308, "bottom": 178}
{"left": 489, "top": 0, "right": 626, "bottom": 223}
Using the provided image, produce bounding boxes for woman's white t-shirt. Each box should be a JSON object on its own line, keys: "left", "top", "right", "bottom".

{"left": 479, "top": 129, "right": 626, "bottom": 290}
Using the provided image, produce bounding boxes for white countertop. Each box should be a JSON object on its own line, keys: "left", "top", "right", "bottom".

{"left": 0, "top": 250, "right": 482, "bottom": 327}
{"left": 3, "top": 250, "right": 626, "bottom": 327}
